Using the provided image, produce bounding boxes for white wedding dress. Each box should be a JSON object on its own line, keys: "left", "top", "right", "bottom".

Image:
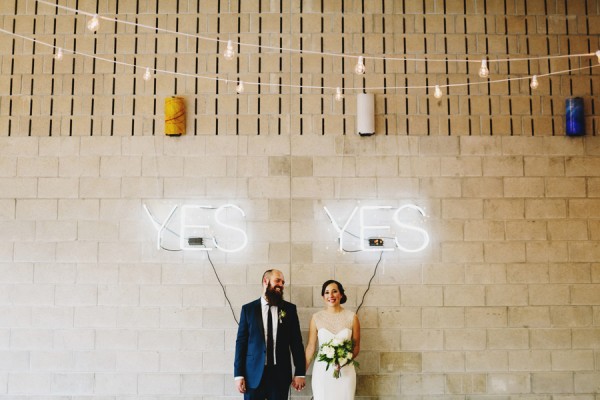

{"left": 311, "top": 309, "right": 356, "bottom": 400}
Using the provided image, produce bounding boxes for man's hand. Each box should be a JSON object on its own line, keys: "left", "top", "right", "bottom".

{"left": 292, "top": 376, "right": 306, "bottom": 391}
{"left": 236, "top": 377, "right": 247, "bottom": 393}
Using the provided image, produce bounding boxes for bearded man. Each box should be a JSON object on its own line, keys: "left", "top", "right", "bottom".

{"left": 234, "top": 269, "right": 306, "bottom": 399}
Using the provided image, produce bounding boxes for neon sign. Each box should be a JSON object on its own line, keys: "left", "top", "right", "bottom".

{"left": 324, "top": 204, "right": 430, "bottom": 253}
{"left": 144, "top": 203, "right": 248, "bottom": 252}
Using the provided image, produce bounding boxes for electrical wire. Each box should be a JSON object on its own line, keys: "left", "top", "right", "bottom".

{"left": 207, "top": 251, "right": 239, "bottom": 325}
{"left": 356, "top": 251, "right": 384, "bottom": 314}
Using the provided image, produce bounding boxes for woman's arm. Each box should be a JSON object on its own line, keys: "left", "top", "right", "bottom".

{"left": 352, "top": 314, "right": 361, "bottom": 359}
{"left": 304, "top": 316, "right": 318, "bottom": 371}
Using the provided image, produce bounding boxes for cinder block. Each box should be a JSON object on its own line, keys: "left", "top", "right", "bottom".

{"left": 116, "top": 351, "right": 159, "bottom": 372}
{"left": 17, "top": 157, "right": 58, "bottom": 177}
{"left": 487, "top": 372, "right": 531, "bottom": 393}
{"left": 532, "top": 372, "right": 574, "bottom": 393}
{"left": 94, "top": 373, "right": 137, "bottom": 395}
{"left": 508, "top": 306, "right": 550, "bottom": 328}
{"left": 465, "top": 350, "right": 508, "bottom": 371}
{"left": 509, "top": 349, "right": 551, "bottom": 372}
{"left": 551, "top": 350, "right": 595, "bottom": 371}
{"left": 7, "top": 372, "right": 52, "bottom": 395}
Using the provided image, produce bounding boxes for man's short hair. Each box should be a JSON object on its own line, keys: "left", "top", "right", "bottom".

{"left": 262, "top": 269, "right": 274, "bottom": 283}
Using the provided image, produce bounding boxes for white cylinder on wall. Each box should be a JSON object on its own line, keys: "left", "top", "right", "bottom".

{"left": 356, "top": 93, "right": 375, "bottom": 136}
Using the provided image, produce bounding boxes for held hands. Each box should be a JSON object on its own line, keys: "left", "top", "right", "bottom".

{"left": 292, "top": 376, "right": 306, "bottom": 391}
{"left": 236, "top": 378, "right": 246, "bottom": 393}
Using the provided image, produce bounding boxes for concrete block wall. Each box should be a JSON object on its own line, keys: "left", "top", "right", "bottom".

{"left": 0, "top": 134, "right": 599, "bottom": 399}
{"left": 1, "top": 0, "right": 600, "bottom": 399}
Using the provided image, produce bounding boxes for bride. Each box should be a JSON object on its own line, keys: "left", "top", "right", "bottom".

{"left": 305, "top": 280, "right": 361, "bottom": 400}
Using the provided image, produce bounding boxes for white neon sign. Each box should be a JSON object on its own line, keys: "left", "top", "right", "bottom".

{"left": 324, "top": 204, "right": 430, "bottom": 253}
{"left": 144, "top": 203, "right": 248, "bottom": 253}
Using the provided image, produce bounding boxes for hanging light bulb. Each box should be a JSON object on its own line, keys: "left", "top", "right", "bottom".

{"left": 354, "top": 56, "right": 365, "bottom": 75}
{"left": 478, "top": 59, "right": 489, "bottom": 78}
{"left": 87, "top": 14, "right": 100, "bottom": 32}
{"left": 596, "top": 50, "right": 600, "bottom": 63}
{"left": 434, "top": 85, "right": 443, "bottom": 99}
{"left": 54, "top": 47, "right": 63, "bottom": 61}
{"left": 334, "top": 87, "right": 343, "bottom": 102}
{"left": 236, "top": 81, "right": 245, "bottom": 94}
{"left": 143, "top": 67, "right": 152, "bottom": 81}
{"left": 530, "top": 75, "right": 539, "bottom": 90}
{"left": 224, "top": 40, "right": 236, "bottom": 61}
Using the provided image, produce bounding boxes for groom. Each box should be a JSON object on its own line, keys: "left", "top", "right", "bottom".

{"left": 234, "top": 269, "right": 306, "bottom": 399}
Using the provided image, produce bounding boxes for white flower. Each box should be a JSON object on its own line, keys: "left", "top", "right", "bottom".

{"left": 323, "top": 347, "right": 335, "bottom": 358}
{"left": 338, "top": 357, "right": 348, "bottom": 366}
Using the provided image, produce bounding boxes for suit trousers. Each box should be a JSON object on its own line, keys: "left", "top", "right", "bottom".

{"left": 245, "top": 365, "right": 289, "bottom": 400}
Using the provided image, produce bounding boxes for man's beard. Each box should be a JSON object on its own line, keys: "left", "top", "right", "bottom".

{"left": 265, "top": 282, "right": 283, "bottom": 306}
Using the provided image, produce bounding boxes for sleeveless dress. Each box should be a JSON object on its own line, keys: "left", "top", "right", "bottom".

{"left": 311, "top": 309, "right": 356, "bottom": 400}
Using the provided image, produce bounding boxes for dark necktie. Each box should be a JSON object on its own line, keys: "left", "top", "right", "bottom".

{"left": 267, "top": 305, "right": 274, "bottom": 366}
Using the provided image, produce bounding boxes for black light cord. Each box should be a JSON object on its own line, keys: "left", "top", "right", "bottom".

{"left": 356, "top": 250, "right": 384, "bottom": 314}
{"left": 206, "top": 251, "right": 239, "bottom": 325}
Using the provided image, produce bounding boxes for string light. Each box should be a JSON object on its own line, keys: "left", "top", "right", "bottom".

{"left": 433, "top": 85, "right": 443, "bottom": 99}
{"left": 354, "top": 56, "right": 365, "bottom": 75}
{"left": 530, "top": 75, "right": 539, "bottom": 90}
{"left": 143, "top": 67, "right": 152, "bottom": 81}
{"left": 479, "top": 59, "right": 489, "bottom": 78}
{"left": 0, "top": 27, "right": 598, "bottom": 94}
{"left": 87, "top": 14, "right": 100, "bottom": 32}
{"left": 34, "top": 0, "right": 598, "bottom": 69}
{"left": 334, "top": 87, "right": 343, "bottom": 102}
{"left": 236, "top": 81, "right": 245, "bottom": 94}
{"left": 223, "top": 40, "right": 236, "bottom": 61}
{"left": 54, "top": 47, "right": 63, "bottom": 61}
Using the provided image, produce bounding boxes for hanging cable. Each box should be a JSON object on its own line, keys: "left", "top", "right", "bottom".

{"left": 356, "top": 251, "right": 384, "bottom": 314}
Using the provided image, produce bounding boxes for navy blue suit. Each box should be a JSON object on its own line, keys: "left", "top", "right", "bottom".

{"left": 235, "top": 298, "right": 306, "bottom": 398}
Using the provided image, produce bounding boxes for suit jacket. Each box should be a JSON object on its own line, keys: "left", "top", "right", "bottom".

{"left": 234, "top": 298, "right": 306, "bottom": 389}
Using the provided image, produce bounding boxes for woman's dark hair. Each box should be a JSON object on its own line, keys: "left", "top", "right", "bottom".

{"left": 321, "top": 280, "right": 347, "bottom": 304}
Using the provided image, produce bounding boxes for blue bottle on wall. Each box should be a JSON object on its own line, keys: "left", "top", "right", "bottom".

{"left": 565, "top": 97, "right": 585, "bottom": 136}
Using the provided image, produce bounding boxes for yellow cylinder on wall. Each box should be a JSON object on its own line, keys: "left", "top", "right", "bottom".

{"left": 164, "top": 96, "right": 186, "bottom": 136}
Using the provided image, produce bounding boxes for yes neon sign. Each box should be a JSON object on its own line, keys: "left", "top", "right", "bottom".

{"left": 324, "top": 204, "right": 430, "bottom": 253}
{"left": 144, "top": 203, "right": 248, "bottom": 252}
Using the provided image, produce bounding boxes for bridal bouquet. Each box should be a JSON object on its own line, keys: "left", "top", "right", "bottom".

{"left": 317, "top": 338, "right": 359, "bottom": 378}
